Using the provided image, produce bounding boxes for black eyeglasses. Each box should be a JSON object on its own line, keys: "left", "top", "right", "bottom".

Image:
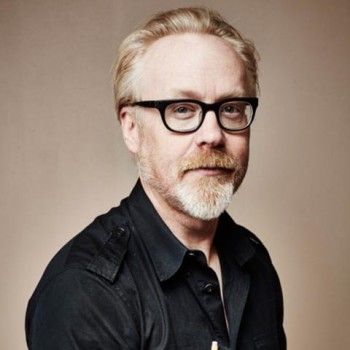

{"left": 131, "top": 98, "right": 258, "bottom": 133}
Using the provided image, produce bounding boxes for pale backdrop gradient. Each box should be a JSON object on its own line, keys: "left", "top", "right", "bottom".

{"left": 1, "top": 0, "right": 349, "bottom": 349}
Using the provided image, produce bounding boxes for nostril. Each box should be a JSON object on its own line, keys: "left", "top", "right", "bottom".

{"left": 194, "top": 126, "right": 225, "bottom": 148}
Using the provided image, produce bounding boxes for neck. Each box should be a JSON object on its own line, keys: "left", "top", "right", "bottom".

{"left": 141, "top": 179, "right": 219, "bottom": 262}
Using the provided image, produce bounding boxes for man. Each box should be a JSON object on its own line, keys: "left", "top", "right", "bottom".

{"left": 26, "top": 7, "right": 286, "bottom": 350}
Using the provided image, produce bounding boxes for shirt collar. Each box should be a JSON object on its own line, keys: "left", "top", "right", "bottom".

{"left": 125, "top": 180, "right": 256, "bottom": 282}
{"left": 126, "top": 180, "right": 188, "bottom": 282}
{"left": 215, "top": 212, "right": 256, "bottom": 267}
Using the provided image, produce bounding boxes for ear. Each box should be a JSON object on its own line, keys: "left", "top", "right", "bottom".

{"left": 119, "top": 106, "right": 141, "bottom": 154}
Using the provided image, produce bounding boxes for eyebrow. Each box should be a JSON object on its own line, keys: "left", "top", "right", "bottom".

{"left": 169, "top": 88, "right": 247, "bottom": 100}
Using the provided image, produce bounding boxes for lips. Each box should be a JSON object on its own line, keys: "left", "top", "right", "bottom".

{"left": 190, "top": 166, "right": 232, "bottom": 171}
{"left": 185, "top": 164, "right": 234, "bottom": 171}
{"left": 185, "top": 166, "right": 234, "bottom": 177}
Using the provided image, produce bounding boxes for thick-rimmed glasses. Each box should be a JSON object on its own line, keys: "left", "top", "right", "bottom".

{"left": 131, "top": 98, "right": 258, "bottom": 133}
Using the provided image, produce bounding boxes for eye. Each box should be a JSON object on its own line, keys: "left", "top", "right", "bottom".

{"left": 220, "top": 102, "right": 245, "bottom": 118}
{"left": 166, "top": 102, "right": 199, "bottom": 119}
{"left": 174, "top": 106, "right": 191, "bottom": 114}
{"left": 222, "top": 103, "right": 240, "bottom": 114}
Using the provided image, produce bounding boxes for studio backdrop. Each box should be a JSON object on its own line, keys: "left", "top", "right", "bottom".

{"left": 1, "top": 0, "right": 349, "bottom": 349}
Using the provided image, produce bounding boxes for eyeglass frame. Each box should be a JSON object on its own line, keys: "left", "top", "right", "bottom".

{"left": 130, "top": 97, "right": 259, "bottom": 133}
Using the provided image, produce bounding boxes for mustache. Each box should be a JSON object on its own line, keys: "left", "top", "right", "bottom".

{"left": 178, "top": 150, "right": 237, "bottom": 174}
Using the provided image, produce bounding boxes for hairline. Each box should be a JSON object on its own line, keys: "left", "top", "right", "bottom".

{"left": 129, "top": 32, "right": 254, "bottom": 105}
{"left": 114, "top": 7, "right": 260, "bottom": 118}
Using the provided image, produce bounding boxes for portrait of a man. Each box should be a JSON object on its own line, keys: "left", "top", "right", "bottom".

{"left": 0, "top": 0, "right": 346, "bottom": 349}
{"left": 25, "top": 7, "right": 286, "bottom": 349}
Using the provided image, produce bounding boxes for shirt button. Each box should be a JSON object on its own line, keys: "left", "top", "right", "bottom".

{"left": 203, "top": 283, "right": 215, "bottom": 294}
{"left": 113, "top": 226, "right": 125, "bottom": 238}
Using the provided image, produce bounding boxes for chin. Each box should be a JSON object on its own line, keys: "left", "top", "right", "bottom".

{"left": 173, "top": 177, "right": 235, "bottom": 221}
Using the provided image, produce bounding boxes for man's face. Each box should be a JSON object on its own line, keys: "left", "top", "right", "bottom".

{"left": 124, "top": 33, "right": 250, "bottom": 220}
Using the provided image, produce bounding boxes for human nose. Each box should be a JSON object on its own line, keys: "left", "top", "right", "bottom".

{"left": 193, "top": 110, "right": 225, "bottom": 148}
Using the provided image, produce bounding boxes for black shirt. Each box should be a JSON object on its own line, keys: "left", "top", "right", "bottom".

{"left": 26, "top": 181, "right": 286, "bottom": 349}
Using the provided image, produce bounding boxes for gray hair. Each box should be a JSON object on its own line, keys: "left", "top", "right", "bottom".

{"left": 113, "top": 7, "right": 259, "bottom": 117}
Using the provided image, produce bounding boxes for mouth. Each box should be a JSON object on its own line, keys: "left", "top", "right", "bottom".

{"left": 185, "top": 166, "right": 234, "bottom": 176}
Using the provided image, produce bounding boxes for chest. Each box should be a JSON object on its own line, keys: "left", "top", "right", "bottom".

{"left": 128, "top": 252, "right": 280, "bottom": 349}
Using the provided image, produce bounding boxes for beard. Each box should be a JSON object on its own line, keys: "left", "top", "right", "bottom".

{"left": 137, "top": 149, "right": 248, "bottom": 221}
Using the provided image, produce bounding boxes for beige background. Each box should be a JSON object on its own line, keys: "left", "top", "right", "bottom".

{"left": 1, "top": 0, "right": 349, "bottom": 349}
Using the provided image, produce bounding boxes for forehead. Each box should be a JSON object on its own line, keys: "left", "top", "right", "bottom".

{"left": 137, "top": 33, "right": 248, "bottom": 100}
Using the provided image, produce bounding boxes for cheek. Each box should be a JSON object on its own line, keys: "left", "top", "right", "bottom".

{"left": 139, "top": 128, "right": 178, "bottom": 170}
{"left": 144, "top": 126, "right": 192, "bottom": 163}
{"left": 138, "top": 113, "right": 197, "bottom": 170}
{"left": 227, "top": 134, "right": 250, "bottom": 161}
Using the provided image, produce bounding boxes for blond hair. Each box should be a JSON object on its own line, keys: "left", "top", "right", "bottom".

{"left": 113, "top": 7, "right": 259, "bottom": 115}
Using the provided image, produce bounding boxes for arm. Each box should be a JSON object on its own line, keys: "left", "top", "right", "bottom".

{"left": 26, "top": 268, "right": 140, "bottom": 349}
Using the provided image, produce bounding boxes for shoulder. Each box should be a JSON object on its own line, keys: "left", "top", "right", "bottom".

{"left": 235, "top": 222, "right": 272, "bottom": 259}
{"left": 225, "top": 218, "right": 286, "bottom": 347}
{"left": 219, "top": 212, "right": 272, "bottom": 263}
{"left": 26, "top": 266, "right": 140, "bottom": 349}
{"left": 219, "top": 212, "right": 283, "bottom": 292}
{"left": 229, "top": 218, "right": 284, "bottom": 304}
{"left": 26, "top": 204, "right": 141, "bottom": 348}
{"left": 26, "top": 204, "right": 134, "bottom": 318}
{"left": 235, "top": 222, "right": 279, "bottom": 278}
{"left": 36, "top": 205, "right": 130, "bottom": 288}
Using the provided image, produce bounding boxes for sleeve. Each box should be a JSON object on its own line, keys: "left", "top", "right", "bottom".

{"left": 273, "top": 265, "right": 287, "bottom": 349}
{"left": 254, "top": 239, "right": 287, "bottom": 349}
{"left": 262, "top": 244, "right": 287, "bottom": 349}
{"left": 26, "top": 268, "right": 140, "bottom": 350}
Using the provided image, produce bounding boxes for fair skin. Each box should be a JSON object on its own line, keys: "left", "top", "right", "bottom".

{"left": 120, "top": 33, "right": 250, "bottom": 279}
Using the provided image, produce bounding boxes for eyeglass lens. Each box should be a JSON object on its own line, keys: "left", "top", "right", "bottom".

{"left": 164, "top": 101, "right": 253, "bottom": 132}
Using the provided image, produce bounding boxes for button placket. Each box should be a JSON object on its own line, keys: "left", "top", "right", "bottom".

{"left": 183, "top": 257, "right": 229, "bottom": 346}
